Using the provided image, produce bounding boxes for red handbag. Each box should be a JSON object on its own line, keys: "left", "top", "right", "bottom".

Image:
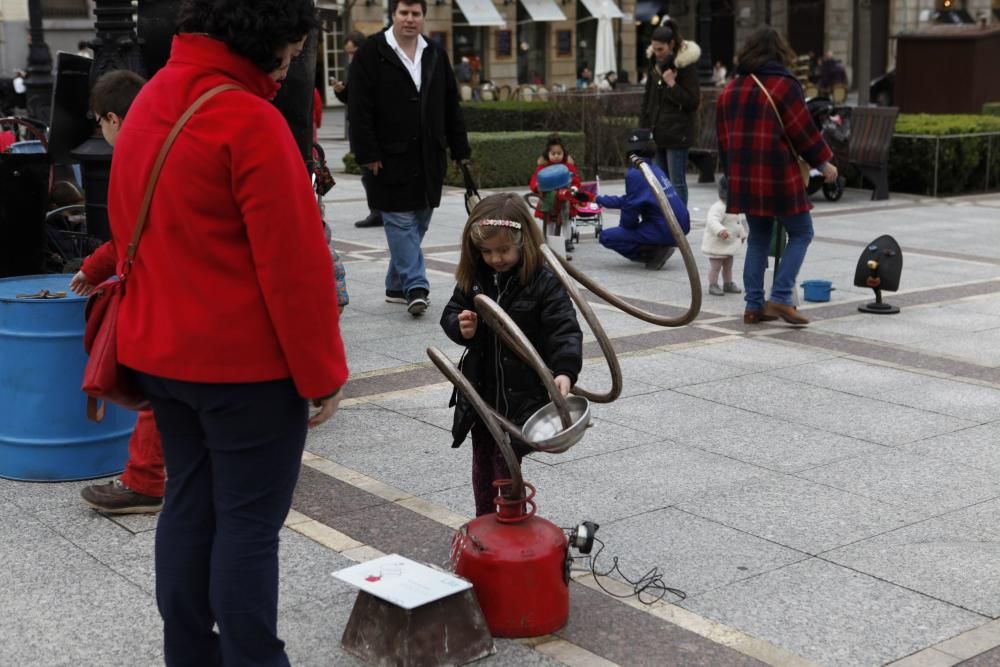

{"left": 81, "top": 83, "right": 242, "bottom": 422}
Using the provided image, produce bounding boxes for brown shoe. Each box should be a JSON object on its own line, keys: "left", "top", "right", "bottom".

{"left": 81, "top": 479, "right": 163, "bottom": 514}
{"left": 744, "top": 309, "right": 778, "bottom": 324}
{"left": 766, "top": 300, "right": 810, "bottom": 325}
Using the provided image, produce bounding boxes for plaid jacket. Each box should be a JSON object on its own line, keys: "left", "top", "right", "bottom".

{"left": 716, "top": 62, "right": 832, "bottom": 217}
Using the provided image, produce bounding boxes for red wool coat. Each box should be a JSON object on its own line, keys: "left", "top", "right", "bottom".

{"left": 716, "top": 62, "right": 832, "bottom": 217}
{"left": 107, "top": 34, "right": 348, "bottom": 399}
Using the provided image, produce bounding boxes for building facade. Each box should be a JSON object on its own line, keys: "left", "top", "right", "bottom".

{"left": 1, "top": 0, "right": 96, "bottom": 77}
{"left": 318, "top": 0, "right": 639, "bottom": 104}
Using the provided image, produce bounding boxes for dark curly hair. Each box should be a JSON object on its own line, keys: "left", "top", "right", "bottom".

{"left": 176, "top": 0, "right": 320, "bottom": 73}
{"left": 541, "top": 133, "right": 570, "bottom": 162}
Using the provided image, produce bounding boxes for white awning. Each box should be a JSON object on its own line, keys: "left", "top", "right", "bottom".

{"left": 454, "top": 0, "right": 507, "bottom": 26}
{"left": 519, "top": 0, "right": 567, "bottom": 22}
{"left": 578, "top": 0, "right": 624, "bottom": 19}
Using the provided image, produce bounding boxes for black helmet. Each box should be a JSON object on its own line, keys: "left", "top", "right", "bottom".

{"left": 626, "top": 128, "right": 656, "bottom": 158}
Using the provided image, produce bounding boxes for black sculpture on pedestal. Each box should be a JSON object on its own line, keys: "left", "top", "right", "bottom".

{"left": 854, "top": 235, "right": 903, "bottom": 314}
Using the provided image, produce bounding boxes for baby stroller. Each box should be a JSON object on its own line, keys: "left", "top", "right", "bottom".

{"left": 568, "top": 179, "right": 603, "bottom": 243}
{"left": 524, "top": 163, "right": 596, "bottom": 261}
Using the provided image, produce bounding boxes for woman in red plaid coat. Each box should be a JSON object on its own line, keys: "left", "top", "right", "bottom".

{"left": 716, "top": 27, "right": 838, "bottom": 325}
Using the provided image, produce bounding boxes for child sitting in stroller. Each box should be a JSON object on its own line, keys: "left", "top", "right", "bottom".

{"left": 529, "top": 134, "right": 581, "bottom": 220}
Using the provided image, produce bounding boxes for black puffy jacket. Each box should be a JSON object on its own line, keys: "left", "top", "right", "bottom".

{"left": 440, "top": 264, "right": 583, "bottom": 448}
{"left": 640, "top": 40, "right": 702, "bottom": 150}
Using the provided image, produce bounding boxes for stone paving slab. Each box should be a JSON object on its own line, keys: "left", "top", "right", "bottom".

{"left": 823, "top": 511, "right": 1000, "bottom": 618}
{"left": 675, "top": 473, "right": 925, "bottom": 554}
{"left": 902, "top": 422, "right": 1000, "bottom": 477}
{"left": 675, "top": 373, "right": 977, "bottom": 447}
{"left": 592, "top": 388, "right": 893, "bottom": 474}
{"left": 595, "top": 507, "right": 809, "bottom": 597}
{"left": 770, "top": 357, "right": 1000, "bottom": 422}
{"left": 796, "top": 450, "right": 1000, "bottom": 516}
{"left": 680, "top": 558, "right": 986, "bottom": 667}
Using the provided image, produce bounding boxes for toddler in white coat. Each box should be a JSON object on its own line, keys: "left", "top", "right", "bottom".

{"left": 701, "top": 176, "right": 747, "bottom": 296}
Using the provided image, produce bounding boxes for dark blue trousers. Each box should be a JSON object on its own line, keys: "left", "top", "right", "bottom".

{"left": 135, "top": 373, "right": 308, "bottom": 667}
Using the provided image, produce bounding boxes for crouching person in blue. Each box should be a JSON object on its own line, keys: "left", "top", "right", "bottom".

{"left": 596, "top": 128, "right": 690, "bottom": 270}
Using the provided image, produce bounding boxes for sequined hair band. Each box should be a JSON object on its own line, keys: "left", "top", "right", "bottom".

{"left": 478, "top": 219, "right": 522, "bottom": 230}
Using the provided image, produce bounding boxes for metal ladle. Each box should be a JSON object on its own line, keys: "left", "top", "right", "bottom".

{"left": 426, "top": 156, "right": 702, "bottom": 503}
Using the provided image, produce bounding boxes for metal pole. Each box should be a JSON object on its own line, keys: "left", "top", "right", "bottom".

{"left": 24, "top": 0, "right": 54, "bottom": 125}
{"left": 985, "top": 135, "right": 992, "bottom": 192}
{"left": 932, "top": 137, "right": 939, "bottom": 198}
{"left": 696, "top": 0, "right": 714, "bottom": 86}
{"left": 70, "top": 0, "right": 147, "bottom": 242}
{"left": 856, "top": 0, "right": 872, "bottom": 106}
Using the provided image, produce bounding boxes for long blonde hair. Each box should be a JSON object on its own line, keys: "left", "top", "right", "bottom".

{"left": 455, "top": 193, "right": 544, "bottom": 293}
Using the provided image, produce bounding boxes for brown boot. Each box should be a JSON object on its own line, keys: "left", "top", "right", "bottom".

{"left": 744, "top": 309, "right": 778, "bottom": 324}
{"left": 766, "top": 300, "right": 810, "bottom": 325}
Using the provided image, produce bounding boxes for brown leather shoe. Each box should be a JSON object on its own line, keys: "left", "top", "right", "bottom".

{"left": 766, "top": 300, "right": 810, "bottom": 325}
{"left": 744, "top": 309, "right": 778, "bottom": 324}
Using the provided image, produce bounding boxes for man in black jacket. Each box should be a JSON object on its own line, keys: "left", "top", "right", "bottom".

{"left": 348, "top": 0, "right": 471, "bottom": 316}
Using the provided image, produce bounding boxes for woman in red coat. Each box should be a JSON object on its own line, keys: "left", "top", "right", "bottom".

{"left": 107, "top": 1, "right": 348, "bottom": 664}
{"left": 716, "top": 27, "right": 838, "bottom": 325}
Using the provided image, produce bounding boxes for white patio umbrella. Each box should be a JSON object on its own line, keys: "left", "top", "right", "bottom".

{"left": 594, "top": 17, "right": 617, "bottom": 82}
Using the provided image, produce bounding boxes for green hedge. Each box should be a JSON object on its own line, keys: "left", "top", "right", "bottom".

{"left": 459, "top": 101, "right": 555, "bottom": 132}
{"left": 890, "top": 114, "right": 1000, "bottom": 195}
{"left": 343, "top": 131, "right": 585, "bottom": 189}
{"left": 983, "top": 102, "right": 1000, "bottom": 117}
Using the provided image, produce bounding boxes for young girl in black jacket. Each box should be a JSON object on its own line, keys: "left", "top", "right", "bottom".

{"left": 441, "top": 193, "right": 583, "bottom": 516}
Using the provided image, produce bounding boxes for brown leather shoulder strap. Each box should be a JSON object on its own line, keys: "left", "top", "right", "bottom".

{"left": 749, "top": 73, "right": 801, "bottom": 162}
{"left": 124, "top": 83, "right": 244, "bottom": 265}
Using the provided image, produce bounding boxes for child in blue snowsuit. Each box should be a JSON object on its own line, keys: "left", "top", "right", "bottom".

{"left": 596, "top": 128, "right": 690, "bottom": 270}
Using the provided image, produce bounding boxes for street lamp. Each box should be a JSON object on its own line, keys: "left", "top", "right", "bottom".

{"left": 70, "top": 0, "right": 147, "bottom": 242}
{"left": 696, "top": 0, "right": 713, "bottom": 86}
{"left": 24, "top": 0, "right": 54, "bottom": 125}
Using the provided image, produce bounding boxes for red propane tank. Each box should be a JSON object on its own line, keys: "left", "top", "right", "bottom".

{"left": 451, "top": 483, "right": 569, "bottom": 638}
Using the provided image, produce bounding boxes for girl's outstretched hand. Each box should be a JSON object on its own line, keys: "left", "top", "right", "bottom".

{"left": 458, "top": 309, "right": 478, "bottom": 339}
{"left": 554, "top": 374, "right": 572, "bottom": 396}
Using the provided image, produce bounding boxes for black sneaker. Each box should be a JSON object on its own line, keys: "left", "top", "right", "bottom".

{"left": 406, "top": 288, "right": 429, "bottom": 316}
{"left": 354, "top": 212, "right": 383, "bottom": 228}
{"left": 81, "top": 479, "right": 163, "bottom": 515}
{"left": 385, "top": 289, "right": 407, "bottom": 304}
{"left": 645, "top": 246, "right": 676, "bottom": 270}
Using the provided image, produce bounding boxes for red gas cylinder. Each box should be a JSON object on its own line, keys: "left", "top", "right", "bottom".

{"left": 450, "top": 481, "right": 569, "bottom": 637}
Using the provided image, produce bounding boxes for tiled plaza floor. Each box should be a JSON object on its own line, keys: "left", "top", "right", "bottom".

{"left": 5, "top": 117, "right": 1000, "bottom": 665}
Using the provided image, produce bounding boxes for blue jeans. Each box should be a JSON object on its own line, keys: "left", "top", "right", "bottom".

{"left": 744, "top": 212, "right": 815, "bottom": 310}
{"left": 655, "top": 148, "right": 689, "bottom": 205}
{"left": 382, "top": 208, "right": 432, "bottom": 295}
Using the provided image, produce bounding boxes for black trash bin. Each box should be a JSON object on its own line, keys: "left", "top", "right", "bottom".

{"left": 0, "top": 151, "right": 50, "bottom": 278}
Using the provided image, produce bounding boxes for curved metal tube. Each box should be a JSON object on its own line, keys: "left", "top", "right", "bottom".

{"left": 426, "top": 155, "right": 702, "bottom": 497}
{"left": 427, "top": 346, "right": 525, "bottom": 500}
{"left": 538, "top": 244, "right": 623, "bottom": 404}
{"left": 553, "top": 156, "right": 702, "bottom": 328}
{"left": 473, "top": 294, "right": 574, "bottom": 430}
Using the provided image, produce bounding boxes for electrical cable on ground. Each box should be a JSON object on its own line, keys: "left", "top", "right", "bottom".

{"left": 570, "top": 537, "right": 686, "bottom": 605}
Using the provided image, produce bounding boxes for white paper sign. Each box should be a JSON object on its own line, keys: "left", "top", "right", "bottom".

{"left": 333, "top": 554, "right": 472, "bottom": 610}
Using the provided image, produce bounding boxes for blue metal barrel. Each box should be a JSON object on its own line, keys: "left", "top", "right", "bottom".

{"left": 0, "top": 274, "right": 135, "bottom": 481}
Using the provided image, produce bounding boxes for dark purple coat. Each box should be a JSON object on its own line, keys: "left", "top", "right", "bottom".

{"left": 716, "top": 62, "right": 832, "bottom": 217}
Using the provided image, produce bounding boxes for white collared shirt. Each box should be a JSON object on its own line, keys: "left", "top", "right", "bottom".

{"left": 384, "top": 27, "right": 427, "bottom": 92}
